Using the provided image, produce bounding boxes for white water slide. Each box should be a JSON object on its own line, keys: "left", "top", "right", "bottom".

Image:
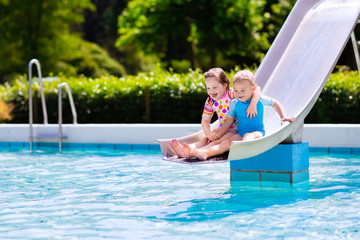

{"left": 158, "top": 0, "right": 360, "bottom": 162}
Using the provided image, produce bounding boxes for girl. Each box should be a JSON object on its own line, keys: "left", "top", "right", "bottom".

{"left": 170, "top": 67, "right": 261, "bottom": 159}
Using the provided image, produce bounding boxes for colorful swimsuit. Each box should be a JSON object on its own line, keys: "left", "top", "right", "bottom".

{"left": 202, "top": 89, "right": 239, "bottom": 133}
{"left": 228, "top": 95, "right": 274, "bottom": 137}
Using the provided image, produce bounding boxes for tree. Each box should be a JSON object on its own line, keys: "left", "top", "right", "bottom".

{"left": 0, "top": 0, "right": 94, "bottom": 81}
{"left": 116, "top": 0, "right": 271, "bottom": 70}
{"left": 193, "top": 0, "right": 269, "bottom": 68}
{"left": 264, "top": 0, "right": 296, "bottom": 43}
{"left": 82, "top": 0, "right": 128, "bottom": 57}
{"left": 117, "top": 0, "right": 195, "bottom": 68}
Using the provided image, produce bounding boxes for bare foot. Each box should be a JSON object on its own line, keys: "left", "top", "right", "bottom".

{"left": 182, "top": 143, "right": 193, "bottom": 159}
{"left": 170, "top": 139, "right": 190, "bottom": 158}
{"left": 183, "top": 143, "right": 207, "bottom": 160}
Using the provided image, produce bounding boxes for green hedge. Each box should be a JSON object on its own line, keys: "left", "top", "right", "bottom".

{"left": 0, "top": 67, "right": 359, "bottom": 123}
{"left": 0, "top": 66, "right": 208, "bottom": 123}
{"left": 306, "top": 70, "right": 360, "bottom": 123}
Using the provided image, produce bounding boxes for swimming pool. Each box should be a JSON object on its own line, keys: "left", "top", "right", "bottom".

{"left": 0, "top": 147, "right": 359, "bottom": 239}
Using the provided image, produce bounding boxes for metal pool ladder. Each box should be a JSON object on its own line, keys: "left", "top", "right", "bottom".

{"left": 28, "top": 59, "right": 78, "bottom": 152}
{"left": 28, "top": 59, "right": 48, "bottom": 150}
{"left": 58, "top": 82, "right": 77, "bottom": 152}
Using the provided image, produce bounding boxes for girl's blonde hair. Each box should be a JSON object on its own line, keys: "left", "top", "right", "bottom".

{"left": 204, "top": 68, "right": 230, "bottom": 90}
{"left": 233, "top": 70, "right": 255, "bottom": 86}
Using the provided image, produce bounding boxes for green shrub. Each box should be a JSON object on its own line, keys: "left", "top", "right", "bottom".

{"left": 0, "top": 66, "right": 207, "bottom": 123}
{"left": 0, "top": 67, "right": 359, "bottom": 124}
{"left": 306, "top": 70, "right": 360, "bottom": 123}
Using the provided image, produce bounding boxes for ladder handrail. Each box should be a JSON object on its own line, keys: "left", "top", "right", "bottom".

{"left": 29, "top": 59, "right": 48, "bottom": 150}
{"left": 58, "top": 82, "right": 77, "bottom": 152}
{"left": 351, "top": 31, "right": 360, "bottom": 77}
{"left": 351, "top": 19, "right": 360, "bottom": 78}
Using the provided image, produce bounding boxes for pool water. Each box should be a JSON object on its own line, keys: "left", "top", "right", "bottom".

{"left": 0, "top": 148, "right": 359, "bottom": 239}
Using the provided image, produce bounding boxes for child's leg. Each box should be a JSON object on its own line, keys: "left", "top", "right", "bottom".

{"left": 197, "top": 131, "right": 236, "bottom": 150}
{"left": 188, "top": 136, "right": 209, "bottom": 149}
{"left": 188, "top": 129, "right": 227, "bottom": 149}
{"left": 170, "top": 131, "right": 237, "bottom": 159}
{"left": 176, "top": 129, "right": 215, "bottom": 150}
{"left": 186, "top": 134, "right": 242, "bottom": 160}
{"left": 242, "top": 131, "right": 263, "bottom": 141}
{"left": 170, "top": 131, "right": 209, "bottom": 158}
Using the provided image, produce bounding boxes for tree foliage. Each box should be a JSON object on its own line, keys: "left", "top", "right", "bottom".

{"left": 57, "top": 35, "right": 126, "bottom": 77}
{"left": 0, "top": 0, "right": 304, "bottom": 80}
{"left": 0, "top": 0, "right": 95, "bottom": 81}
{"left": 117, "top": 0, "right": 277, "bottom": 70}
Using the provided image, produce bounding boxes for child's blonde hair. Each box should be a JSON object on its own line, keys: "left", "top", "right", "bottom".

{"left": 204, "top": 68, "right": 230, "bottom": 90}
{"left": 233, "top": 70, "right": 255, "bottom": 86}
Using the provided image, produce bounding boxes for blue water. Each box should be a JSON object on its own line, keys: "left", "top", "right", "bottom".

{"left": 0, "top": 148, "right": 359, "bottom": 239}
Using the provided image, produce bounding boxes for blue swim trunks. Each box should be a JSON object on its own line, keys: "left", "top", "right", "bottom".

{"left": 228, "top": 96, "right": 274, "bottom": 137}
{"left": 237, "top": 124, "right": 265, "bottom": 138}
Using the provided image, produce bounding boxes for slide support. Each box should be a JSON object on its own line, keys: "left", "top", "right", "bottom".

{"left": 230, "top": 143, "right": 309, "bottom": 187}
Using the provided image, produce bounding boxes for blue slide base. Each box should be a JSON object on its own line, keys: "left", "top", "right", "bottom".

{"left": 230, "top": 143, "right": 309, "bottom": 185}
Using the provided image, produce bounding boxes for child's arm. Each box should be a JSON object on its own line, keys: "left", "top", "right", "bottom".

{"left": 213, "top": 99, "right": 237, "bottom": 139}
{"left": 214, "top": 116, "right": 235, "bottom": 138}
{"left": 272, "top": 100, "right": 296, "bottom": 124}
{"left": 201, "top": 118, "right": 219, "bottom": 141}
{"left": 247, "top": 85, "right": 261, "bottom": 119}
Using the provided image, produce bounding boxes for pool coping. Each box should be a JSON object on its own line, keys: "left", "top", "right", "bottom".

{"left": 0, "top": 124, "right": 359, "bottom": 152}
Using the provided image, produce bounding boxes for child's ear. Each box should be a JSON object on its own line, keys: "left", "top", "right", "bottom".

{"left": 252, "top": 84, "right": 257, "bottom": 91}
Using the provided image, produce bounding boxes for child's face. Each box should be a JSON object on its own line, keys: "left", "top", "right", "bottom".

{"left": 233, "top": 80, "right": 254, "bottom": 102}
{"left": 205, "top": 77, "right": 228, "bottom": 101}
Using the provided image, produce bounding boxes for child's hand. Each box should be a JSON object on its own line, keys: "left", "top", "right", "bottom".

{"left": 206, "top": 131, "right": 220, "bottom": 142}
{"left": 281, "top": 116, "right": 296, "bottom": 125}
{"left": 246, "top": 101, "right": 257, "bottom": 119}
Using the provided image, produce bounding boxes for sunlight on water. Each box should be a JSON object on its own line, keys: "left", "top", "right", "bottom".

{"left": 0, "top": 149, "right": 359, "bottom": 239}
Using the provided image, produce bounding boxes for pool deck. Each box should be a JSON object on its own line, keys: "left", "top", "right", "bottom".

{"left": 0, "top": 124, "right": 359, "bottom": 150}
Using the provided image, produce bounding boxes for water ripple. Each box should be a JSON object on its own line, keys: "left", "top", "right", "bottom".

{"left": 0, "top": 151, "right": 359, "bottom": 239}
